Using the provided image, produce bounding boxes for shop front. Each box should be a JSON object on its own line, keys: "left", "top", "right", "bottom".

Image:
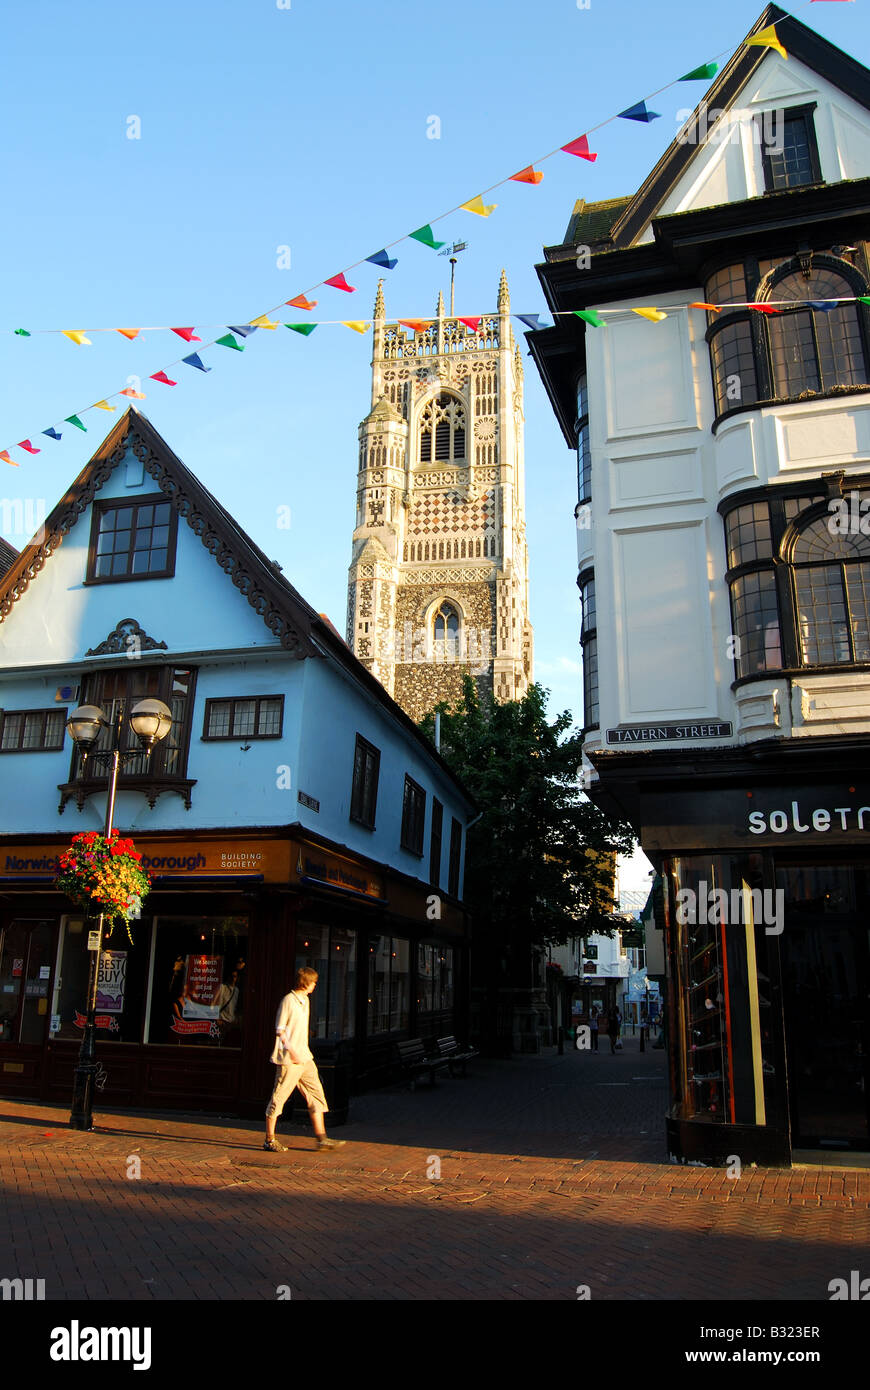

{"left": 0, "top": 829, "right": 469, "bottom": 1119}
{"left": 592, "top": 747, "right": 870, "bottom": 1165}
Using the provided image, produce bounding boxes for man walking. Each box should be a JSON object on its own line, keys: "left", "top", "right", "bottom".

{"left": 264, "top": 967, "right": 345, "bottom": 1152}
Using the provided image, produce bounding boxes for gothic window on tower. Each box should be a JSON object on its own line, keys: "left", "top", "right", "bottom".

{"left": 432, "top": 600, "right": 460, "bottom": 662}
{"left": 419, "top": 395, "right": 466, "bottom": 465}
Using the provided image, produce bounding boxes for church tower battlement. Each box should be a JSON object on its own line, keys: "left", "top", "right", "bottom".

{"left": 346, "top": 271, "right": 533, "bottom": 721}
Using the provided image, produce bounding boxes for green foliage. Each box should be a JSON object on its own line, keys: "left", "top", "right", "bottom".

{"left": 422, "top": 676, "right": 635, "bottom": 948}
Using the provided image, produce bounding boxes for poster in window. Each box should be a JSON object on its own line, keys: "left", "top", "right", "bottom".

{"left": 96, "top": 951, "right": 128, "bottom": 1013}
{"left": 181, "top": 954, "right": 223, "bottom": 1020}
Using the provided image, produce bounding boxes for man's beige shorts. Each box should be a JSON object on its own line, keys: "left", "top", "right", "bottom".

{"left": 265, "top": 1060, "right": 328, "bottom": 1119}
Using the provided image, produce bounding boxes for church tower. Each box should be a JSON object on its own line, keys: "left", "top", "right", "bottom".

{"left": 346, "top": 271, "right": 533, "bottom": 721}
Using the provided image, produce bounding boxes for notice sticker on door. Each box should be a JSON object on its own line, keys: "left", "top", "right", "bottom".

{"left": 39, "top": 966, "right": 50, "bottom": 980}
{"left": 12, "top": 959, "right": 23, "bottom": 977}
{"left": 87, "top": 932, "right": 101, "bottom": 951}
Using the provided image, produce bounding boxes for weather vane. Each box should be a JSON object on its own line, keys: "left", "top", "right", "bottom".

{"left": 438, "top": 240, "right": 469, "bottom": 315}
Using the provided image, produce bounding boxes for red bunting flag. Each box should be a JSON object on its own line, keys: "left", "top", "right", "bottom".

{"left": 325, "top": 273, "right": 355, "bottom": 293}
{"left": 561, "top": 135, "right": 597, "bottom": 162}
{"left": 510, "top": 166, "right": 544, "bottom": 185}
{"left": 150, "top": 371, "right": 177, "bottom": 386}
{"left": 458, "top": 317, "right": 482, "bottom": 331}
{"left": 748, "top": 304, "right": 781, "bottom": 315}
{"left": 0, "top": 451, "right": 16, "bottom": 466}
{"left": 18, "top": 440, "right": 40, "bottom": 454}
{"left": 171, "top": 327, "right": 201, "bottom": 342}
{"left": 286, "top": 294, "right": 317, "bottom": 310}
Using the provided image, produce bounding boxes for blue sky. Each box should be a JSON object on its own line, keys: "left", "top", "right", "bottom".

{"left": 2, "top": 0, "right": 867, "bottom": 739}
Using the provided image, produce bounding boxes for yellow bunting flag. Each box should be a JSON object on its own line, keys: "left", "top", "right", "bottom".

{"left": 632, "top": 308, "right": 668, "bottom": 322}
{"left": 62, "top": 330, "right": 91, "bottom": 346}
{"left": 93, "top": 400, "right": 116, "bottom": 411}
{"left": 460, "top": 196, "right": 497, "bottom": 217}
{"left": 116, "top": 329, "right": 140, "bottom": 340}
{"left": 343, "top": 321, "right": 370, "bottom": 334}
{"left": 120, "top": 388, "right": 146, "bottom": 399}
{"left": 250, "top": 314, "right": 279, "bottom": 329}
{"left": 745, "top": 24, "right": 787, "bottom": 60}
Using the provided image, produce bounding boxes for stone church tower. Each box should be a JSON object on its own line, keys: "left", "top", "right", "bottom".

{"left": 347, "top": 271, "right": 533, "bottom": 722}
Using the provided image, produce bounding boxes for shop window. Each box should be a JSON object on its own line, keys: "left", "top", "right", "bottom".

{"left": 203, "top": 696, "right": 283, "bottom": 740}
{"left": 87, "top": 496, "right": 177, "bottom": 583}
{"left": 416, "top": 943, "right": 453, "bottom": 1014}
{"left": 792, "top": 515, "right": 870, "bottom": 664}
{"left": 144, "top": 916, "right": 248, "bottom": 1047}
{"left": 401, "top": 775, "right": 426, "bottom": 856}
{"left": 350, "top": 734, "right": 380, "bottom": 829}
{"left": 0, "top": 708, "right": 66, "bottom": 752}
{"left": 430, "top": 798, "right": 443, "bottom": 888}
{"left": 367, "top": 935, "right": 409, "bottom": 1034}
{"left": 448, "top": 817, "right": 462, "bottom": 899}
{"left": 295, "top": 924, "right": 357, "bottom": 1041}
{"left": 51, "top": 914, "right": 152, "bottom": 1045}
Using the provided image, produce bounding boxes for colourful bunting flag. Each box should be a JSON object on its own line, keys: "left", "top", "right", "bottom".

{"left": 116, "top": 329, "right": 140, "bottom": 340}
{"left": 574, "top": 309, "right": 605, "bottom": 327}
{"left": 458, "top": 317, "right": 482, "bottom": 331}
{"left": 215, "top": 334, "right": 244, "bottom": 351}
{"left": 182, "top": 352, "right": 210, "bottom": 371}
{"left": 14, "top": 328, "right": 30, "bottom": 336}
{"left": 366, "top": 250, "right": 399, "bottom": 271}
{"left": 690, "top": 302, "right": 722, "bottom": 312}
{"left": 0, "top": 451, "right": 16, "bottom": 466}
{"left": 618, "top": 102, "right": 660, "bottom": 123}
{"left": 805, "top": 300, "right": 837, "bottom": 310}
{"left": 42, "top": 428, "right": 62, "bottom": 440}
{"left": 859, "top": 297, "right": 870, "bottom": 306}
{"left": 510, "top": 166, "right": 544, "bottom": 184}
{"left": 325, "top": 273, "right": 356, "bottom": 293}
{"left": 250, "top": 314, "right": 279, "bottom": 330}
{"left": 228, "top": 325, "right": 258, "bottom": 338}
{"left": 343, "top": 321, "right": 369, "bottom": 334}
{"left": 679, "top": 63, "right": 719, "bottom": 80}
{"left": 460, "top": 196, "right": 497, "bottom": 217}
{"left": 285, "top": 323, "right": 318, "bottom": 336}
{"left": 62, "top": 330, "right": 91, "bottom": 346}
{"left": 561, "top": 135, "right": 597, "bottom": 162}
{"left": 516, "top": 313, "right": 549, "bottom": 331}
{"left": 65, "top": 416, "right": 87, "bottom": 430}
{"left": 120, "top": 388, "right": 146, "bottom": 398}
{"left": 745, "top": 25, "right": 788, "bottom": 60}
{"left": 286, "top": 294, "right": 317, "bottom": 310}
{"left": 748, "top": 304, "right": 781, "bottom": 314}
{"left": 399, "top": 319, "right": 432, "bottom": 333}
{"left": 410, "top": 226, "right": 446, "bottom": 251}
{"left": 632, "top": 307, "right": 667, "bottom": 322}
{"left": 150, "top": 371, "right": 177, "bottom": 386}
{"left": 172, "top": 327, "right": 201, "bottom": 342}
{"left": 18, "top": 440, "right": 40, "bottom": 454}
{"left": 93, "top": 400, "right": 116, "bottom": 411}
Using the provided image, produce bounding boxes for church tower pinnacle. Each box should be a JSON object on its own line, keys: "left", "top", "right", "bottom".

{"left": 346, "top": 272, "right": 533, "bottom": 720}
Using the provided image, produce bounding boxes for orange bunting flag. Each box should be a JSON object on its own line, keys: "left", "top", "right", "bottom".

{"left": 399, "top": 319, "right": 431, "bottom": 333}
{"left": 0, "top": 451, "right": 16, "bottom": 467}
{"left": 745, "top": 24, "right": 788, "bottom": 60}
{"left": 250, "top": 314, "right": 279, "bottom": 330}
{"left": 343, "top": 321, "right": 369, "bottom": 334}
{"left": 460, "top": 196, "right": 497, "bottom": 217}
{"left": 93, "top": 400, "right": 116, "bottom": 411}
{"left": 561, "top": 135, "right": 597, "bottom": 162}
{"left": 690, "top": 302, "right": 722, "bottom": 312}
{"left": 18, "top": 440, "right": 40, "bottom": 454}
{"left": 632, "top": 307, "right": 668, "bottom": 323}
{"left": 325, "top": 273, "right": 355, "bottom": 293}
{"left": 120, "top": 387, "right": 146, "bottom": 398}
{"left": 116, "top": 329, "right": 140, "bottom": 340}
{"left": 285, "top": 294, "right": 317, "bottom": 310}
{"left": 510, "top": 166, "right": 544, "bottom": 185}
{"left": 458, "top": 317, "right": 482, "bottom": 331}
{"left": 62, "top": 330, "right": 91, "bottom": 346}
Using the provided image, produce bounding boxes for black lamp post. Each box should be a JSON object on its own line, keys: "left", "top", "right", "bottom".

{"left": 65, "top": 697, "right": 172, "bottom": 1131}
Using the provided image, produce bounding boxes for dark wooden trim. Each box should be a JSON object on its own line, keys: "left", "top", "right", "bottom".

{"left": 202, "top": 694, "right": 285, "bottom": 741}
{"left": 349, "top": 733, "right": 380, "bottom": 830}
{"left": 400, "top": 773, "right": 426, "bottom": 857}
{"left": 86, "top": 492, "right": 178, "bottom": 584}
{"left": 0, "top": 707, "right": 67, "bottom": 752}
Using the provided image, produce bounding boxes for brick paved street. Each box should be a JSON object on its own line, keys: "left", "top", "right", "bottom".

{"left": 0, "top": 1035, "right": 868, "bottom": 1305}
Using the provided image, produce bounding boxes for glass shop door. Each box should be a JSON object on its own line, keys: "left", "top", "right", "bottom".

{"left": 0, "top": 919, "right": 55, "bottom": 1044}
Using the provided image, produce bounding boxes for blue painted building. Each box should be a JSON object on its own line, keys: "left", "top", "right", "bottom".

{"left": 0, "top": 411, "right": 474, "bottom": 1116}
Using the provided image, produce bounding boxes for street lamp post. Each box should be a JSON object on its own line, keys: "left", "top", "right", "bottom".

{"left": 65, "top": 697, "right": 172, "bottom": 1131}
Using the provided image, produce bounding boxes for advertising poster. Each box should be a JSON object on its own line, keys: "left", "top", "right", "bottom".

{"left": 96, "top": 951, "right": 128, "bottom": 1014}
{"left": 181, "top": 955, "right": 223, "bottom": 1020}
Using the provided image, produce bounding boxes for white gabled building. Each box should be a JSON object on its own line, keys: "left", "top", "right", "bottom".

{"left": 531, "top": 5, "right": 870, "bottom": 1164}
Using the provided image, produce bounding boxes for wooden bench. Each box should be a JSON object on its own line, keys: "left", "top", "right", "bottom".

{"left": 435, "top": 1035, "right": 480, "bottom": 1078}
{"left": 395, "top": 1038, "right": 449, "bottom": 1091}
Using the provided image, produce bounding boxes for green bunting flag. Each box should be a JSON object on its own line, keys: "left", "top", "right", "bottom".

{"left": 284, "top": 323, "right": 318, "bottom": 336}
{"left": 679, "top": 62, "right": 719, "bottom": 81}
{"left": 14, "top": 328, "right": 31, "bottom": 337}
{"left": 410, "top": 224, "right": 446, "bottom": 251}
{"left": 65, "top": 415, "right": 87, "bottom": 431}
{"left": 215, "top": 333, "right": 244, "bottom": 351}
{"left": 574, "top": 309, "right": 605, "bottom": 328}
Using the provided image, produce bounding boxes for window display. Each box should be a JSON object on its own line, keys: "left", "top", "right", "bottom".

{"left": 146, "top": 917, "right": 248, "bottom": 1046}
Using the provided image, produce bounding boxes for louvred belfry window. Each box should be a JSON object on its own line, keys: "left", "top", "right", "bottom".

{"left": 419, "top": 395, "right": 466, "bottom": 464}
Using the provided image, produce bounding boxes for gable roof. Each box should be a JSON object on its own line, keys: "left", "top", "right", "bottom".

{"left": 564, "top": 197, "right": 632, "bottom": 248}
{"left": 608, "top": 4, "right": 870, "bottom": 248}
{"left": 0, "top": 410, "right": 477, "bottom": 808}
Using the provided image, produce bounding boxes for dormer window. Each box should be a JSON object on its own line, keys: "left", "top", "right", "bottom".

{"left": 87, "top": 496, "right": 178, "bottom": 583}
{"left": 758, "top": 105, "right": 822, "bottom": 193}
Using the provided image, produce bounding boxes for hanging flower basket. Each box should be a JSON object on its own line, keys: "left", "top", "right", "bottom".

{"left": 55, "top": 831, "right": 151, "bottom": 943}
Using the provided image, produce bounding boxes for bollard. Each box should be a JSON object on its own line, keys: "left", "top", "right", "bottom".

{"left": 639, "top": 1024, "right": 646, "bottom": 1053}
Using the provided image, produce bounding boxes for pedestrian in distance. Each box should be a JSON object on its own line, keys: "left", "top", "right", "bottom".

{"left": 264, "top": 967, "right": 346, "bottom": 1152}
{"left": 607, "top": 1007, "right": 622, "bottom": 1055}
{"left": 590, "top": 1007, "right": 599, "bottom": 1052}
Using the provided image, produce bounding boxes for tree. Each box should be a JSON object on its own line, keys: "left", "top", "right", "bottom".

{"left": 422, "top": 676, "right": 636, "bottom": 962}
